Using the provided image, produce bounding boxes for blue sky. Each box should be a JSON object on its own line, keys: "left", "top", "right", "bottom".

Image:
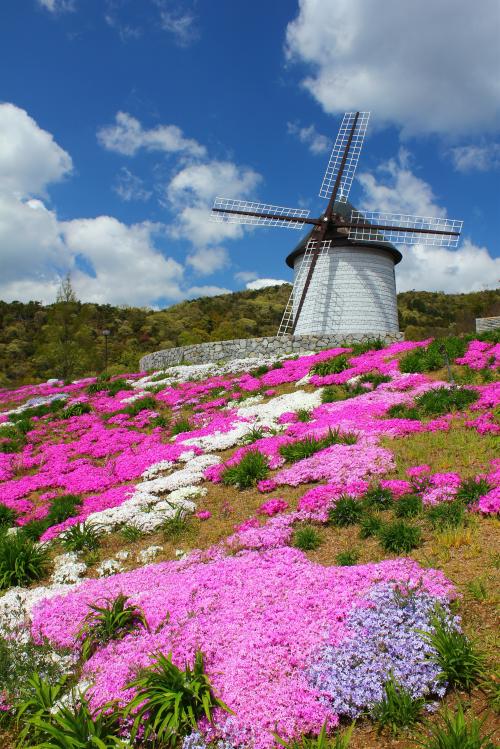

{"left": 0, "top": 0, "right": 499, "bottom": 307}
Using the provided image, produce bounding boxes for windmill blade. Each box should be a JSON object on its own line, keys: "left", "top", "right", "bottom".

{"left": 319, "top": 112, "right": 370, "bottom": 203}
{"left": 347, "top": 210, "right": 463, "bottom": 247}
{"left": 210, "top": 197, "right": 311, "bottom": 230}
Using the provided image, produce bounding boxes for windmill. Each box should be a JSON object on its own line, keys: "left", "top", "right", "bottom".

{"left": 210, "top": 112, "right": 463, "bottom": 337}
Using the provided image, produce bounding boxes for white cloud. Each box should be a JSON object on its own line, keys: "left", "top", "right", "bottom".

{"left": 357, "top": 149, "right": 500, "bottom": 293}
{"left": 396, "top": 240, "right": 500, "bottom": 293}
{"left": 285, "top": 0, "right": 500, "bottom": 136}
{"left": 449, "top": 143, "right": 500, "bottom": 172}
{"left": 287, "top": 122, "right": 330, "bottom": 155}
{"left": 97, "top": 112, "right": 206, "bottom": 158}
{"left": 62, "top": 217, "right": 184, "bottom": 306}
{"left": 0, "top": 104, "right": 185, "bottom": 306}
{"left": 166, "top": 160, "right": 262, "bottom": 247}
{"left": 186, "top": 247, "right": 229, "bottom": 275}
{"left": 113, "top": 167, "right": 152, "bottom": 202}
{"left": 0, "top": 103, "right": 72, "bottom": 197}
{"left": 37, "top": 0, "right": 75, "bottom": 12}
{"left": 0, "top": 197, "right": 67, "bottom": 293}
{"left": 235, "top": 271, "right": 258, "bottom": 283}
{"left": 358, "top": 148, "right": 446, "bottom": 217}
{"left": 186, "top": 285, "right": 231, "bottom": 298}
{"left": 159, "top": 9, "right": 199, "bottom": 47}
{"left": 245, "top": 278, "right": 290, "bottom": 290}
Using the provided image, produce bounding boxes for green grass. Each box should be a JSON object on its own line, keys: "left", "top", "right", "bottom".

{"left": 363, "top": 485, "right": 394, "bottom": 510}
{"left": 371, "top": 676, "right": 424, "bottom": 733}
{"left": 221, "top": 451, "right": 269, "bottom": 489}
{"left": 311, "top": 354, "right": 350, "bottom": 376}
{"left": 422, "top": 608, "right": 485, "bottom": 691}
{"left": 414, "top": 703, "right": 496, "bottom": 748}
{"left": 77, "top": 594, "right": 148, "bottom": 660}
{"left": 279, "top": 428, "right": 356, "bottom": 463}
{"left": 61, "top": 522, "right": 102, "bottom": 553}
{"left": 293, "top": 525, "right": 322, "bottom": 551}
{"left": 335, "top": 549, "right": 360, "bottom": 566}
{"left": 394, "top": 494, "right": 423, "bottom": 518}
{"left": 427, "top": 500, "right": 466, "bottom": 530}
{"left": 378, "top": 521, "right": 422, "bottom": 554}
{"left": 124, "top": 396, "right": 157, "bottom": 416}
{"left": 0, "top": 533, "right": 51, "bottom": 589}
{"left": 328, "top": 496, "right": 364, "bottom": 527}
{"left": 399, "top": 338, "right": 468, "bottom": 374}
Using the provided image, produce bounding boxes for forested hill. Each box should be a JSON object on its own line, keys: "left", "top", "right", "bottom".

{"left": 1, "top": 286, "right": 499, "bottom": 387}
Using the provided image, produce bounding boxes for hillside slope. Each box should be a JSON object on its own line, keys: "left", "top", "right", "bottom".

{"left": 0, "top": 287, "right": 498, "bottom": 386}
{"left": 0, "top": 337, "right": 498, "bottom": 748}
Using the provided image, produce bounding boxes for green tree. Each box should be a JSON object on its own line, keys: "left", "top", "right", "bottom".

{"left": 34, "top": 275, "right": 95, "bottom": 381}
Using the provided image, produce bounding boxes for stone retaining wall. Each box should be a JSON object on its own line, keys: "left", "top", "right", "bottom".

{"left": 139, "top": 332, "right": 404, "bottom": 371}
{"left": 476, "top": 317, "right": 500, "bottom": 332}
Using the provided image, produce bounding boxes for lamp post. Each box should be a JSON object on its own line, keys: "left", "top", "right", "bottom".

{"left": 102, "top": 329, "right": 111, "bottom": 372}
{"left": 439, "top": 343, "right": 455, "bottom": 385}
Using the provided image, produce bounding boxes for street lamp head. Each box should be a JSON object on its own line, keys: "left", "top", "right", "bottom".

{"left": 102, "top": 329, "right": 111, "bottom": 336}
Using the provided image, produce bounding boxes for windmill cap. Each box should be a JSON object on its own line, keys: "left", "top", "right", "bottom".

{"left": 285, "top": 201, "right": 403, "bottom": 268}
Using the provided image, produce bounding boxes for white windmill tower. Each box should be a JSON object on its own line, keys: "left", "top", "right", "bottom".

{"left": 211, "top": 112, "right": 463, "bottom": 336}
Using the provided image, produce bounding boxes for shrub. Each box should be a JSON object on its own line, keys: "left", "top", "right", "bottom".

{"left": 358, "top": 372, "right": 391, "bottom": 388}
{"left": 321, "top": 385, "right": 349, "bottom": 403}
{"left": 151, "top": 414, "right": 169, "bottom": 427}
{"left": 46, "top": 494, "right": 82, "bottom": 526}
{"left": 251, "top": 365, "right": 269, "bottom": 376}
{"left": 427, "top": 500, "right": 466, "bottom": 529}
{"left": 150, "top": 371, "right": 170, "bottom": 382}
{"left": 386, "top": 403, "right": 421, "bottom": 420}
{"left": 328, "top": 496, "right": 364, "bottom": 527}
{"left": 20, "top": 519, "right": 51, "bottom": 542}
{"left": 120, "top": 525, "right": 143, "bottom": 542}
{"left": 171, "top": 418, "right": 194, "bottom": 436}
{"left": 61, "top": 402, "right": 92, "bottom": 419}
{"left": 0, "top": 634, "right": 68, "bottom": 720}
{"left": 311, "top": 354, "right": 349, "bottom": 376}
{"left": 275, "top": 720, "right": 355, "bottom": 749}
{"left": 400, "top": 338, "right": 468, "bottom": 374}
{"left": 421, "top": 608, "right": 485, "bottom": 691}
{"left": 378, "top": 521, "right": 421, "bottom": 554}
{"left": 221, "top": 451, "right": 269, "bottom": 489}
{"left": 293, "top": 525, "right": 322, "bottom": 551}
{"left": 162, "top": 508, "right": 191, "bottom": 540}
{"left": 87, "top": 377, "right": 133, "bottom": 397}
{"left": 395, "top": 494, "right": 423, "bottom": 519}
{"left": 359, "top": 514, "right": 383, "bottom": 539}
{"left": 124, "top": 396, "right": 157, "bottom": 416}
{"left": 371, "top": 675, "right": 424, "bottom": 733}
{"left": 0, "top": 533, "right": 50, "bottom": 589}
{"left": 363, "top": 485, "right": 393, "bottom": 510}
{"left": 414, "top": 387, "right": 478, "bottom": 417}
{"left": 335, "top": 549, "right": 359, "bottom": 566}
{"left": 17, "top": 674, "right": 124, "bottom": 749}
{"left": 125, "top": 651, "right": 231, "bottom": 746}
{"left": 0, "top": 504, "right": 16, "bottom": 528}
{"left": 349, "top": 338, "right": 384, "bottom": 355}
{"left": 8, "top": 399, "right": 64, "bottom": 422}
{"left": 455, "top": 477, "right": 492, "bottom": 507}
{"left": 61, "top": 522, "right": 102, "bottom": 553}
{"left": 414, "top": 703, "right": 496, "bottom": 749}
{"left": 241, "top": 426, "right": 265, "bottom": 444}
{"left": 279, "top": 428, "right": 356, "bottom": 463}
{"left": 77, "top": 594, "right": 148, "bottom": 661}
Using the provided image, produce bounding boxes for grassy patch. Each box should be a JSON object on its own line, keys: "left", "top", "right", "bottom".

{"left": 221, "top": 451, "right": 269, "bottom": 489}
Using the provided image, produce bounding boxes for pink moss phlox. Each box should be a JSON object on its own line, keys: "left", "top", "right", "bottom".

{"left": 455, "top": 340, "right": 500, "bottom": 370}
{"left": 257, "top": 498, "right": 289, "bottom": 516}
{"left": 195, "top": 510, "right": 212, "bottom": 520}
{"left": 31, "top": 549, "right": 454, "bottom": 749}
